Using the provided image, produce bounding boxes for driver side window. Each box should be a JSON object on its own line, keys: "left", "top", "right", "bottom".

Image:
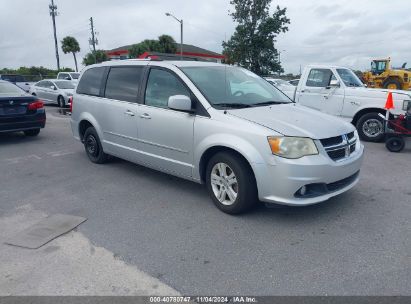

{"left": 306, "top": 69, "right": 336, "bottom": 87}
{"left": 145, "top": 69, "right": 190, "bottom": 109}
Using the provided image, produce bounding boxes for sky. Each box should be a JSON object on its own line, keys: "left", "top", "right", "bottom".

{"left": 0, "top": 0, "right": 410, "bottom": 74}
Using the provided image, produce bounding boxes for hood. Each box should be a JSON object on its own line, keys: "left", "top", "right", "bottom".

{"left": 227, "top": 104, "right": 355, "bottom": 139}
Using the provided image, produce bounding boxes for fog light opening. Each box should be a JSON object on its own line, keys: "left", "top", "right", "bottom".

{"left": 299, "top": 186, "right": 307, "bottom": 196}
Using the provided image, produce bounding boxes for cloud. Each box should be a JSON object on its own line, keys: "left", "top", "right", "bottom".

{"left": 0, "top": 0, "right": 410, "bottom": 74}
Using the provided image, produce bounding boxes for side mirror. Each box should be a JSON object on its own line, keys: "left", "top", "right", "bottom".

{"left": 65, "top": 77, "right": 71, "bottom": 80}
{"left": 50, "top": 86, "right": 56, "bottom": 90}
{"left": 327, "top": 79, "right": 340, "bottom": 89}
{"left": 168, "top": 95, "right": 192, "bottom": 112}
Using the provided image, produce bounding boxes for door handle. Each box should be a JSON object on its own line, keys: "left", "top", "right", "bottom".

{"left": 301, "top": 89, "right": 309, "bottom": 93}
{"left": 124, "top": 110, "right": 135, "bottom": 116}
{"left": 140, "top": 113, "right": 151, "bottom": 119}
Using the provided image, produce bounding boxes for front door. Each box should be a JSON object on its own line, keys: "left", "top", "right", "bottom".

{"left": 297, "top": 68, "right": 345, "bottom": 116}
{"left": 137, "top": 67, "right": 194, "bottom": 178}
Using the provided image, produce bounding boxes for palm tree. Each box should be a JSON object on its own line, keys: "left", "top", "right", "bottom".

{"left": 61, "top": 36, "right": 80, "bottom": 72}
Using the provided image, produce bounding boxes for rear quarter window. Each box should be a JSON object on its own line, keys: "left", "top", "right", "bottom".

{"left": 76, "top": 67, "right": 106, "bottom": 96}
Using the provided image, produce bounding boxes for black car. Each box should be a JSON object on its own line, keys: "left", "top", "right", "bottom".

{"left": 0, "top": 80, "right": 46, "bottom": 136}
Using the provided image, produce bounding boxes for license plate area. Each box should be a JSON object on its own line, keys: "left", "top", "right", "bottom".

{"left": 0, "top": 106, "right": 27, "bottom": 115}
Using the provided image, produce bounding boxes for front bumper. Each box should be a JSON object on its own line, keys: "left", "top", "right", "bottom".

{"left": 254, "top": 142, "right": 364, "bottom": 206}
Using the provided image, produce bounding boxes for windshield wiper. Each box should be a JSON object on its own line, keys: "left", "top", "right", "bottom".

{"left": 214, "top": 103, "right": 252, "bottom": 109}
{"left": 250, "top": 101, "right": 291, "bottom": 107}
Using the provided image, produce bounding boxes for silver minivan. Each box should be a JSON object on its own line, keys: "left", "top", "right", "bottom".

{"left": 71, "top": 60, "right": 364, "bottom": 214}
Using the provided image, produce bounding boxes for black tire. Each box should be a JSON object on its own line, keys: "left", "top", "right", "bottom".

{"left": 356, "top": 112, "right": 385, "bottom": 142}
{"left": 83, "top": 127, "right": 109, "bottom": 164}
{"left": 205, "top": 152, "right": 257, "bottom": 214}
{"left": 32, "top": 93, "right": 36, "bottom": 96}
{"left": 383, "top": 78, "right": 402, "bottom": 90}
{"left": 385, "top": 136, "right": 405, "bottom": 152}
{"left": 24, "top": 129, "right": 40, "bottom": 136}
{"left": 57, "top": 95, "right": 65, "bottom": 108}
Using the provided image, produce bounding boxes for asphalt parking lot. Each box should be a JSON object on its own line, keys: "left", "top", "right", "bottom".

{"left": 0, "top": 105, "right": 410, "bottom": 296}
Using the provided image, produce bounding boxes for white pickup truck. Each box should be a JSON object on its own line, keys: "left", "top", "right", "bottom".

{"left": 279, "top": 65, "right": 410, "bottom": 142}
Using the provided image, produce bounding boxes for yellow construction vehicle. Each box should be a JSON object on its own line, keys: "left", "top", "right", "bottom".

{"left": 362, "top": 58, "right": 411, "bottom": 90}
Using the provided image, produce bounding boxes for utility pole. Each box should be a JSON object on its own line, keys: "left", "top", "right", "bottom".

{"left": 89, "top": 17, "right": 99, "bottom": 63}
{"left": 49, "top": 0, "right": 60, "bottom": 70}
{"left": 89, "top": 17, "right": 98, "bottom": 53}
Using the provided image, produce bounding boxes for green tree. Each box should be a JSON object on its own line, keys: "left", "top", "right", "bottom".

{"left": 82, "top": 50, "right": 108, "bottom": 66}
{"left": 61, "top": 36, "right": 81, "bottom": 72}
{"left": 158, "top": 35, "right": 177, "bottom": 53}
{"left": 128, "top": 35, "right": 176, "bottom": 58}
{"left": 222, "top": 0, "right": 290, "bottom": 75}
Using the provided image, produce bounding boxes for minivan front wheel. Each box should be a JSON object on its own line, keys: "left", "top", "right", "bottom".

{"left": 83, "top": 127, "right": 109, "bottom": 164}
{"left": 206, "top": 152, "right": 257, "bottom": 214}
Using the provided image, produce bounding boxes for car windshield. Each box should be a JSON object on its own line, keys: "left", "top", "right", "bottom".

{"left": 55, "top": 81, "right": 75, "bottom": 89}
{"left": 0, "top": 82, "right": 25, "bottom": 95}
{"left": 70, "top": 73, "right": 80, "bottom": 79}
{"left": 180, "top": 66, "right": 292, "bottom": 108}
{"left": 337, "top": 69, "right": 364, "bottom": 87}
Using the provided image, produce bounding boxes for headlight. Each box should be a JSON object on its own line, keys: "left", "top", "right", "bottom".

{"left": 403, "top": 100, "right": 411, "bottom": 111}
{"left": 267, "top": 136, "right": 318, "bottom": 159}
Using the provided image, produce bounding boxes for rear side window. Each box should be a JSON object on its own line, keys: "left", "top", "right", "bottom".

{"left": 77, "top": 67, "right": 105, "bottom": 96}
{"left": 104, "top": 67, "right": 143, "bottom": 102}
{"left": 57, "top": 74, "right": 67, "bottom": 79}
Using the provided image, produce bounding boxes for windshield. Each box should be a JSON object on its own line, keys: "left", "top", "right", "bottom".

{"left": 55, "top": 81, "right": 75, "bottom": 89}
{"left": 0, "top": 82, "right": 25, "bottom": 95}
{"left": 70, "top": 73, "right": 80, "bottom": 79}
{"left": 180, "top": 66, "right": 291, "bottom": 108}
{"left": 336, "top": 69, "right": 364, "bottom": 87}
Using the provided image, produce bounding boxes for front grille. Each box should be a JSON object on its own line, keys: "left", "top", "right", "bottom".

{"left": 320, "top": 132, "right": 357, "bottom": 161}
{"left": 320, "top": 135, "right": 343, "bottom": 147}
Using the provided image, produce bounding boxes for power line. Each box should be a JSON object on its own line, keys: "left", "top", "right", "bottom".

{"left": 49, "top": 0, "right": 60, "bottom": 70}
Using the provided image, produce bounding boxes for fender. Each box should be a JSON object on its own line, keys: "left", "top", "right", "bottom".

{"left": 77, "top": 112, "right": 103, "bottom": 142}
{"left": 193, "top": 133, "right": 266, "bottom": 181}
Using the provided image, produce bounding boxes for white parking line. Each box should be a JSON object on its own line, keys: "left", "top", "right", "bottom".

{"left": 2, "top": 150, "right": 75, "bottom": 165}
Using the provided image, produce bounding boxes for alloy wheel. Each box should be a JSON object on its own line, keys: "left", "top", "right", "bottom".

{"left": 210, "top": 162, "right": 238, "bottom": 206}
{"left": 362, "top": 118, "right": 383, "bottom": 138}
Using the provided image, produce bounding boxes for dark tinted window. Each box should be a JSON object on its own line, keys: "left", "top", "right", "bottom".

{"left": 104, "top": 67, "right": 143, "bottom": 102}
{"left": 145, "top": 69, "right": 190, "bottom": 108}
{"left": 77, "top": 67, "right": 105, "bottom": 96}
{"left": 1, "top": 75, "right": 16, "bottom": 82}
{"left": 15, "top": 75, "right": 26, "bottom": 82}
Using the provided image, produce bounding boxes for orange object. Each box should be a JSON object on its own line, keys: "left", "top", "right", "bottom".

{"left": 385, "top": 92, "right": 394, "bottom": 110}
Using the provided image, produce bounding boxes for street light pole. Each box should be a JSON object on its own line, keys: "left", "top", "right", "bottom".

{"left": 165, "top": 13, "right": 183, "bottom": 60}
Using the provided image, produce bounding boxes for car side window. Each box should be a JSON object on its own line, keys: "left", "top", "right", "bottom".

{"left": 43, "top": 81, "right": 52, "bottom": 88}
{"left": 36, "top": 81, "right": 44, "bottom": 87}
{"left": 104, "top": 67, "right": 143, "bottom": 103}
{"left": 306, "top": 69, "right": 336, "bottom": 87}
{"left": 145, "top": 68, "right": 190, "bottom": 109}
{"left": 77, "top": 67, "right": 105, "bottom": 96}
{"left": 57, "top": 74, "right": 65, "bottom": 79}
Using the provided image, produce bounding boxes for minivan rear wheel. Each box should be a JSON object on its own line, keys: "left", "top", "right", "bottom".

{"left": 83, "top": 127, "right": 109, "bottom": 164}
{"left": 206, "top": 152, "right": 257, "bottom": 214}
